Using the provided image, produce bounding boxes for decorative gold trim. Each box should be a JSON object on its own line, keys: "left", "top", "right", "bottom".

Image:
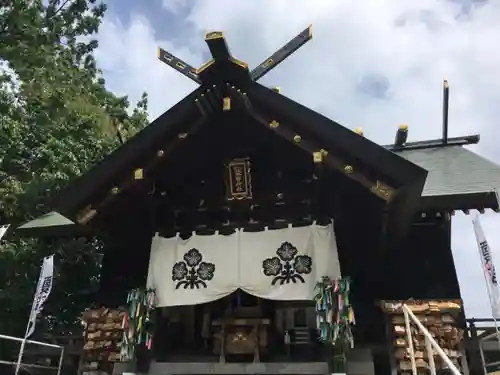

{"left": 223, "top": 97, "right": 231, "bottom": 111}
{"left": 355, "top": 127, "right": 363, "bottom": 136}
{"left": 229, "top": 56, "right": 248, "bottom": 69}
{"left": 76, "top": 205, "right": 97, "bottom": 224}
{"left": 272, "top": 87, "right": 280, "bottom": 93}
{"left": 205, "top": 31, "right": 224, "bottom": 40}
{"left": 269, "top": 120, "right": 279, "bottom": 128}
{"left": 175, "top": 61, "right": 186, "bottom": 69}
{"left": 134, "top": 168, "right": 144, "bottom": 180}
{"left": 262, "top": 58, "right": 274, "bottom": 69}
{"left": 313, "top": 151, "right": 323, "bottom": 163}
{"left": 195, "top": 59, "right": 215, "bottom": 74}
{"left": 293, "top": 135, "right": 301, "bottom": 143}
{"left": 344, "top": 165, "right": 353, "bottom": 174}
{"left": 370, "top": 180, "right": 394, "bottom": 200}
{"left": 307, "top": 24, "right": 313, "bottom": 39}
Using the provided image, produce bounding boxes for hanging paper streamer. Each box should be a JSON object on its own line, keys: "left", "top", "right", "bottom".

{"left": 314, "top": 276, "right": 355, "bottom": 348}
{"left": 120, "top": 288, "right": 156, "bottom": 361}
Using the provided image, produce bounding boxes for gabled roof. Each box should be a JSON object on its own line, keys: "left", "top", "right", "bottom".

{"left": 17, "top": 28, "right": 429, "bottom": 239}
{"left": 395, "top": 145, "right": 500, "bottom": 211}
{"left": 47, "top": 79, "right": 426, "bottom": 218}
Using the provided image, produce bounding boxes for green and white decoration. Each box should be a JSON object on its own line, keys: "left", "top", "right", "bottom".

{"left": 120, "top": 288, "right": 156, "bottom": 361}
{"left": 314, "top": 276, "right": 355, "bottom": 372}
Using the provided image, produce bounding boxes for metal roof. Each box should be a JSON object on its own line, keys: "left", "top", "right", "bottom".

{"left": 396, "top": 146, "right": 500, "bottom": 198}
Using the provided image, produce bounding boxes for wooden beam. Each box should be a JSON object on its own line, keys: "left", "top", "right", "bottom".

{"left": 205, "top": 31, "right": 231, "bottom": 61}
{"left": 73, "top": 97, "right": 211, "bottom": 223}
{"left": 250, "top": 25, "right": 312, "bottom": 81}
{"left": 250, "top": 112, "right": 396, "bottom": 201}
{"left": 157, "top": 47, "right": 201, "bottom": 84}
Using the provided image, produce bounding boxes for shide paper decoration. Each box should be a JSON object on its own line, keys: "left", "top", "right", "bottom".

{"left": 120, "top": 288, "right": 156, "bottom": 362}
{"left": 315, "top": 276, "right": 355, "bottom": 372}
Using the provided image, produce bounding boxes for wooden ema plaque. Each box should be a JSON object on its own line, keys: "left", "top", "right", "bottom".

{"left": 381, "top": 300, "right": 465, "bottom": 374}
{"left": 226, "top": 158, "right": 252, "bottom": 201}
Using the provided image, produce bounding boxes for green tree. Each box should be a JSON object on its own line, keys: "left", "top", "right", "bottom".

{"left": 0, "top": 0, "right": 149, "bottom": 351}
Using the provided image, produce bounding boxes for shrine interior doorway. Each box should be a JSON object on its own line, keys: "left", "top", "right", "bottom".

{"left": 153, "top": 290, "right": 324, "bottom": 363}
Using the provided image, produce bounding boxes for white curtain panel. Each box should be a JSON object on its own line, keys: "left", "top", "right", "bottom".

{"left": 147, "top": 222, "right": 341, "bottom": 307}
{"left": 147, "top": 231, "right": 239, "bottom": 307}
{"left": 239, "top": 222, "right": 340, "bottom": 301}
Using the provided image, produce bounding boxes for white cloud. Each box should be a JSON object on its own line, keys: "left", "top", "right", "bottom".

{"left": 95, "top": 0, "right": 500, "bottom": 317}
{"left": 161, "top": 0, "right": 188, "bottom": 15}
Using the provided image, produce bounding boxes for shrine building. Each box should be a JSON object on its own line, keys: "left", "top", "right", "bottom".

{"left": 18, "top": 27, "right": 500, "bottom": 375}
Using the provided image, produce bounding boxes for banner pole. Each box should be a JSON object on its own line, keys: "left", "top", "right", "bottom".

{"left": 473, "top": 216, "right": 500, "bottom": 354}
{"left": 14, "top": 255, "right": 51, "bottom": 375}
{"left": 478, "top": 246, "right": 500, "bottom": 352}
{"left": 14, "top": 275, "right": 42, "bottom": 375}
{"left": 57, "top": 346, "right": 65, "bottom": 375}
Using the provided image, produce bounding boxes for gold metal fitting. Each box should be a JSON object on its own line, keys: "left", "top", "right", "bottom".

{"left": 344, "top": 165, "right": 353, "bottom": 174}
{"left": 223, "top": 97, "right": 231, "bottom": 111}
{"left": 134, "top": 168, "right": 144, "bottom": 180}
{"left": 313, "top": 151, "right": 323, "bottom": 163}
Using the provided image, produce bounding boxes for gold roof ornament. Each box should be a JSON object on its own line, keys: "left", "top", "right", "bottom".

{"left": 134, "top": 168, "right": 144, "bottom": 180}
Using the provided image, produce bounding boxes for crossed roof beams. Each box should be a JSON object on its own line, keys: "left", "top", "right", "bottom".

{"left": 157, "top": 26, "right": 312, "bottom": 85}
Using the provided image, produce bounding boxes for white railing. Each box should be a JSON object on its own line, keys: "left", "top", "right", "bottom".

{"left": 478, "top": 329, "right": 500, "bottom": 375}
{"left": 0, "top": 333, "right": 64, "bottom": 374}
{"left": 401, "top": 303, "right": 462, "bottom": 375}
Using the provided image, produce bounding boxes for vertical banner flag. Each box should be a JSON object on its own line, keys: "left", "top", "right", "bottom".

{"left": 26, "top": 255, "right": 54, "bottom": 338}
{"left": 472, "top": 216, "right": 500, "bottom": 317}
{"left": 0, "top": 224, "right": 9, "bottom": 241}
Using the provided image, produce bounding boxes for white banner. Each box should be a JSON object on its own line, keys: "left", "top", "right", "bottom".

{"left": 0, "top": 224, "right": 9, "bottom": 241}
{"left": 147, "top": 223, "right": 340, "bottom": 307}
{"left": 147, "top": 232, "right": 239, "bottom": 307}
{"left": 26, "top": 255, "right": 54, "bottom": 338}
{"left": 239, "top": 223, "right": 340, "bottom": 300}
{"left": 472, "top": 216, "right": 500, "bottom": 318}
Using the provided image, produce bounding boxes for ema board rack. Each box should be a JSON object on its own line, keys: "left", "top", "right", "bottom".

{"left": 381, "top": 300, "right": 465, "bottom": 374}
{"left": 79, "top": 307, "right": 125, "bottom": 375}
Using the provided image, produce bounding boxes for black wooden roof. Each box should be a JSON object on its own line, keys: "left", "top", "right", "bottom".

{"left": 49, "top": 82, "right": 427, "bottom": 213}
{"left": 17, "top": 28, "right": 430, "bottom": 240}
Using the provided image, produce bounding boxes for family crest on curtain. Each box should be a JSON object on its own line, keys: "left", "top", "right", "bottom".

{"left": 147, "top": 222, "right": 341, "bottom": 307}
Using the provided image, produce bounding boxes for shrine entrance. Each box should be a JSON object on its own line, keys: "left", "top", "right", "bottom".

{"left": 153, "top": 290, "right": 321, "bottom": 363}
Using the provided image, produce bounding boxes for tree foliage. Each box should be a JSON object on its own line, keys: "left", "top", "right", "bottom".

{"left": 0, "top": 0, "right": 149, "bottom": 346}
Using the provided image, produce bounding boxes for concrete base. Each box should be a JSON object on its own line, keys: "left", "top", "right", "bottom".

{"left": 112, "top": 347, "right": 375, "bottom": 375}
{"left": 113, "top": 361, "right": 329, "bottom": 375}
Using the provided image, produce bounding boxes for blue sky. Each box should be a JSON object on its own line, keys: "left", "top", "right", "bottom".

{"left": 93, "top": 0, "right": 500, "bottom": 318}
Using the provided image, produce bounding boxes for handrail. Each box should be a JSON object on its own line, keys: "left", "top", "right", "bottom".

{"left": 400, "top": 303, "right": 462, "bottom": 375}
{"left": 478, "top": 328, "right": 500, "bottom": 373}
{"left": 0, "top": 333, "right": 64, "bottom": 375}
